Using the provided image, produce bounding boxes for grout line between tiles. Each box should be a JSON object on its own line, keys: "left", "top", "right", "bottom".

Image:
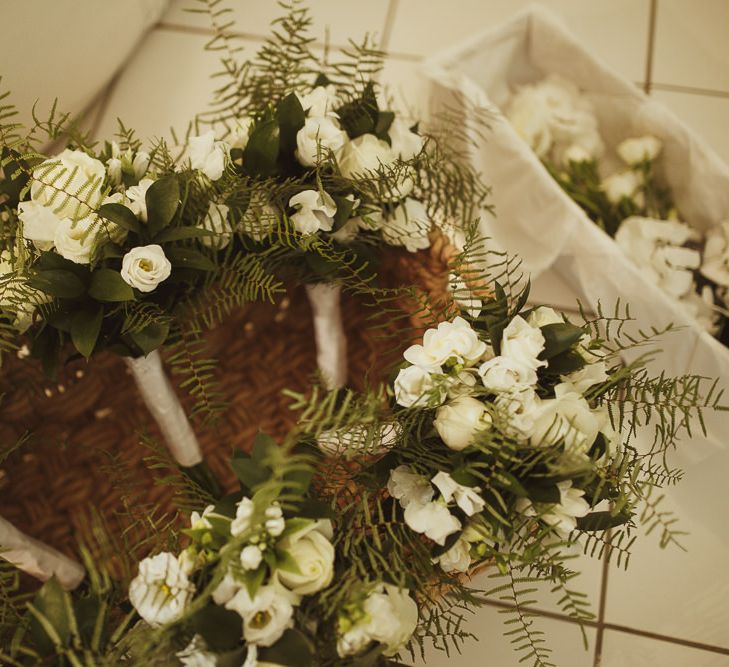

{"left": 643, "top": 0, "right": 658, "bottom": 94}
{"left": 380, "top": 0, "right": 400, "bottom": 52}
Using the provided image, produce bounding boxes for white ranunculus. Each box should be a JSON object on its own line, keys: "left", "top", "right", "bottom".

{"left": 30, "top": 149, "right": 105, "bottom": 219}
{"left": 53, "top": 216, "right": 99, "bottom": 264}
{"left": 387, "top": 465, "right": 434, "bottom": 508}
{"left": 200, "top": 201, "right": 232, "bottom": 249}
{"left": 601, "top": 170, "right": 644, "bottom": 206}
{"left": 500, "top": 315, "right": 547, "bottom": 373}
{"left": 434, "top": 396, "right": 491, "bottom": 451}
{"left": 530, "top": 383, "right": 601, "bottom": 465}
{"left": 388, "top": 117, "right": 425, "bottom": 160}
{"left": 617, "top": 135, "right": 662, "bottom": 165}
{"left": 701, "top": 221, "right": 729, "bottom": 287}
{"left": 478, "top": 355, "right": 536, "bottom": 393}
{"left": 506, "top": 86, "right": 553, "bottom": 157}
{"left": 404, "top": 316, "right": 487, "bottom": 371}
{"left": 288, "top": 189, "right": 337, "bottom": 235}
{"left": 295, "top": 116, "right": 348, "bottom": 167}
{"left": 337, "top": 133, "right": 396, "bottom": 178}
{"left": 17, "top": 200, "right": 63, "bottom": 250}
{"left": 381, "top": 198, "right": 431, "bottom": 252}
{"left": 189, "top": 131, "right": 229, "bottom": 181}
{"left": 297, "top": 85, "right": 341, "bottom": 118}
{"left": 494, "top": 387, "right": 541, "bottom": 438}
{"left": 527, "top": 306, "right": 564, "bottom": 328}
{"left": 337, "top": 584, "right": 418, "bottom": 658}
{"left": 563, "top": 359, "right": 609, "bottom": 394}
{"left": 393, "top": 364, "right": 443, "bottom": 408}
{"left": 124, "top": 178, "right": 155, "bottom": 222}
{"left": 120, "top": 244, "right": 172, "bottom": 293}
{"left": 225, "top": 583, "right": 298, "bottom": 648}
{"left": 431, "top": 471, "right": 485, "bottom": 516}
{"left": 277, "top": 520, "right": 335, "bottom": 595}
{"left": 517, "top": 480, "right": 590, "bottom": 537}
{"left": 177, "top": 635, "right": 218, "bottom": 667}
{"left": 404, "top": 500, "right": 461, "bottom": 545}
{"left": 128, "top": 552, "right": 194, "bottom": 626}
{"left": 240, "top": 545, "right": 263, "bottom": 571}
{"left": 229, "top": 117, "right": 254, "bottom": 150}
{"left": 231, "top": 496, "right": 255, "bottom": 537}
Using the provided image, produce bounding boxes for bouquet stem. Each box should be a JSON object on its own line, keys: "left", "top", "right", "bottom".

{"left": 125, "top": 350, "right": 203, "bottom": 468}
{"left": 305, "top": 283, "right": 347, "bottom": 389}
{"left": 0, "top": 516, "right": 85, "bottom": 590}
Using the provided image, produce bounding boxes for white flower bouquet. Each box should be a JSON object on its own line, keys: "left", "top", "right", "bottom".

{"left": 423, "top": 6, "right": 729, "bottom": 459}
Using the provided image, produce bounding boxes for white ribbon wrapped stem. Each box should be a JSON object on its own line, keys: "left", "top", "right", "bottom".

{"left": 0, "top": 516, "right": 85, "bottom": 590}
{"left": 124, "top": 349, "right": 203, "bottom": 467}
{"left": 305, "top": 283, "right": 347, "bottom": 389}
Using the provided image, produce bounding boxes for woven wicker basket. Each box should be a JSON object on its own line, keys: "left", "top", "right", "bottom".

{"left": 0, "top": 241, "right": 453, "bottom": 567}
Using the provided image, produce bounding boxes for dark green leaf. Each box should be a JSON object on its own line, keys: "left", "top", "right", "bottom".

{"left": 29, "top": 269, "right": 86, "bottom": 299}
{"left": 244, "top": 114, "right": 281, "bottom": 177}
{"left": 492, "top": 471, "right": 528, "bottom": 497}
{"left": 153, "top": 226, "right": 214, "bottom": 243}
{"left": 88, "top": 268, "right": 134, "bottom": 302}
{"left": 258, "top": 629, "right": 315, "bottom": 667}
{"left": 527, "top": 484, "right": 561, "bottom": 504}
{"left": 29, "top": 577, "right": 72, "bottom": 655}
{"left": 146, "top": 175, "right": 180, "bottom": 235}
{"left": 277, "top": 92, "right": 306, "bottom": 158}
{"left": 71, "top": 305, "right": 103, "bottom": 358}
{"left": 129, "top": 319, "right": 170, "bottom": 355}
{"left": 230, "top": 454, "right": 269, "bottom": 493}
{"left": 32, "top": 326, "right": 62, "bottom": 378}
{"left": 98, "top": 202, "right": 141, "bottom": 234}
{"left": 374, "top": 111, "right": 395, "bottom": 143}
{"left": 540, "top": 322, "right": 585, "bottom": 360}
{"left": 338, "top": 81, "right": 379, "bottom": 138}
{"left": 75, "top": 594, "right": 105, "bottom": 646}
{"left": 192, "top": 604, "right": 242, "bottom": 651}
{"left": 166, "top": 247, "right": 217, "bottom": 272}
{"left": 546, "top": 350, "right": 586, "bottom": 375}
{"left": 331, "top": 195, "right": 355, "bottom": 232}
{"left": 36, "top": 251, "right": 89, "bottom": 279}
{"left": 576, "top": 510, "right": 631, "bottom": 532}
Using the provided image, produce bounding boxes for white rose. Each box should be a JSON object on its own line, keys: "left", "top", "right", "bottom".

{"left": 225, "top": 583, "right": 297, "bottom": 648}
{"left": 295, "top": 116, "right": 348, "bottom": 167}
{"left": 393, "top": 365, "right": 443, "bottom": 408}
{"left": 177, "top": 635, "right": 218, "bottom": 667}
{"left": 277, "top": 520, "right": 335, "bottom": 595}
{"left": 494, "top": 387, "right": 541, "bottom": 438}
{"left": 501, "top": 315, "right": 547, "bottom": 373}
{"left": 337, "top": 133, "right": 396, "bottom": 178}
{"left": 617, "top": 135, "right": 662, "bottom": 165}
{"left": 189, "top": 130, "right": 229, "bottom": 181}
{"left": 240, "top": 545, "right": 263, "bottom": 571}
{"left": 297, "top": 85, "right": 341, "bottom": 118}
{"left": 123, "top": 178, "right": 155, "bottom": 222}
{"left": 120, "top": 244, "right": 172, "bottom": 293}
{"left": 701, "top": 221, "right": 729, "bottom": 287}
{"left": 337, "top": 584, "right": 418, "bottom": 658}
{"left": 404, "top": 316, "right": 487, "bottom": 371}
{"left": 562, "top": 360, "right": 608, "bottom": 394}
{"left": 530, "top": 383, "right": 601, "bottom": 466}
{"left": 288, "top": 189, "right": 336, "bottom": 235}
{"left": 506, "top": 86, "right": 553, "bottom": 158}
{"left": 434, "top": 396, "right": 491, "bottom": 451}
{"left": 17, "top": 200, "right": 63, "bottom": 250}
{"left": 527, "top": 306, "right": 564, "bottom": 328}
{"left": 53, "top": 216, "right": 100, "bottom": 264}
{"left": 381, "top": 198, "right": 431, "bottom": 252}
{"left": 403, "top": 500, "right": 461, "bottom": 546}
{"left": 517, "top": 480, "right": 590, "bottom": 537}
{"left": 431, "top": 471, "right": 485, "bottom": 517}
{"left": 601, "top": 170, "right": 644, "bottom": 206}
{"left": 387, "top": 465, "right": 434, "bottom": 508}
{"left": 132, "top": 151, "right": 151, "bottom": 179}
{"left": 388, "top": 117, "right": 425, "bottom": 160}
{"left": 30, "top": 149, "right": 105, "bottom": 219}
{"left": 200, "top": 201, "right": 232, "bottom": 249}
{"left": 128, "top": 552, "right": 194, "bottom": 626}
{"left": 478, "top": 355, "right": 536, "bottom": 393}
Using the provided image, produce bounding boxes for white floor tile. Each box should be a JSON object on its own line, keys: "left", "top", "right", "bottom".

{"left": 653, "top": 0, "right": 729, "bottom": 93}
{"left": 408, "top": 604, "right": 596, "bottom": 667}
{"left": 603, "top": 446, "right": 729, "bottom": 649}
{"left": 163, "top": 0, "right": 391, "bottom": 49}
{"left": 651, "top": 90, "right": 729, "bottom": 166}
{"left": 387, "top": 0, "right": 650, "bottom": 83}
{"left": 94, "top": 28, "right": 221, "bottom": 144}
{"left": 600, "top": 631, "right": 729, "bottom": 667}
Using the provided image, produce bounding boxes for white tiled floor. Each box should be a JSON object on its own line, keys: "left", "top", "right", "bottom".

{"left": 35, "top": 1, "right": 729, "bottom": 665}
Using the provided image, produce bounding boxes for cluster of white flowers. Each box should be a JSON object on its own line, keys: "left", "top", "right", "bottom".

{"left": 505, "top": 74, "right": 603, "bottom": 166}
{"left": 129, "top": 495, "right": 335, "bottom": 655}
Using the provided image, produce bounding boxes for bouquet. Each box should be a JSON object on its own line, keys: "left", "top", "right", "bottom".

{"left": 505, "top": 74, "right": 728, "bottom": 341}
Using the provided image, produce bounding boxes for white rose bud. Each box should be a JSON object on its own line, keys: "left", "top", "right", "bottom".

{"left": 297, "top": 85, "right": 341, "bottom": 118}
{"left": 617, "top": 135, "right": 662, "bottom": 165}
{"left": 434, "top": 396, "right": 491, "bottom": 451}
{"left": 500, "top": 316, "right": 547, "bottom": 374}
{"left": 124, "top": 178, "right": 155, "bottom": 222}
{"left": 133, "top": 151, "right": 151, "bottom": 179}
{"left": 478, "top": 355, "right": 536, "bottom": 393}
{"left": 295, "top": 116, "right": 348, "bottom": 167}
{"left": 120, "top": 244, "right": 172, "bottom": 293}
{"left": 240, "top": 545, "right": 263, "bottom": 571}
{"left": 189, "top": 130, "right": 229, "bottom": 181}
{"left": 276, "top": 520, "right": 335, "bottom": 595}
{"left": 128, "top": 552, "right": 194, "bottom": 626}
{"left": 404, "top": 316, "right": 487, "bottom": 371}
{"left": 394, "top": 365, "right": 442, "bottom": 408}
